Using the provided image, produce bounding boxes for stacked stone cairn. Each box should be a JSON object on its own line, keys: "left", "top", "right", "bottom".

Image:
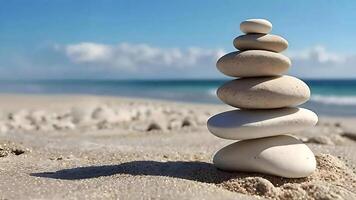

{"left": 207, "top": 19, "right": 318, "bottom": 178}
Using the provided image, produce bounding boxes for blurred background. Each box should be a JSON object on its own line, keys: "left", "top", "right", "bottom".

{"left": 1, "top": 0, "right": 356, "bottom": 115}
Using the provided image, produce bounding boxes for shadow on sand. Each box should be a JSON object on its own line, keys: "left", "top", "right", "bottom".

{"left": 31, "top": 160, "right": 306, "bottom": 185}
{"left": 31, "top": 161, "right": 232, "bottom": 183}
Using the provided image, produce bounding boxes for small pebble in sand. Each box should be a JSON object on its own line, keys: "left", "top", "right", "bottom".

{"left": 0, "top": 141, "right": 28, "bottom": 157}
{"left": 168, "top": 119, "right": 182, "bottom": 130}
{"left": 0, "top": 122, "right": 9, "bottom": 133}
{"left": 222, "top": 177, "right": 276, "bottom": 196}
{"left": 28, "top": 110, "right": 48, "bottom": 124}
{"left": 71, "top": 106, "right": 95, "bottom": 124}
{"left": 92, "top": 106, "right": 118, "bottom": 123}
{"left": 53, "top": 121, "right": 76, "bottom": 130}
{"left": 9, "top": 110, "right": 30, "bottom": 122}
{"left": 182, "top": 117, "right": 196, "bottom": 127}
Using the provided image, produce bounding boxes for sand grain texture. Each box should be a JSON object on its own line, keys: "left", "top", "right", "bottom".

{"left": 0, "top": 95, "right": 355, "bottom": 200}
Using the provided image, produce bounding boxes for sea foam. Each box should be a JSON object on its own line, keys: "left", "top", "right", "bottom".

{"left": 310, "top": 95, "right": 356, "bottom": 106}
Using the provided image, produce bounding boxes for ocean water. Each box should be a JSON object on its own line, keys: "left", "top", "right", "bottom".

{"left": 1, "top": 79, "right": 356, "bottom": 116}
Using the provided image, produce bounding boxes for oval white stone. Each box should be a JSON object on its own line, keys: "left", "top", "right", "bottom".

{"left": 240, "top": 19, "right": 272, "bottom": 34}
{"left": 216, "top": 50, "right": 291, "bottom": 77}
{"left": 207, "top": 107, "right": 318, "bottom": 140}
{"left": 233, "top": 34, "right": 288, "bottom": 53}
{"left": 213, "top": 135, "right": 316, "bottom": 178}
{"left": 217, "top": 75, "right": 310, "bottom": 109}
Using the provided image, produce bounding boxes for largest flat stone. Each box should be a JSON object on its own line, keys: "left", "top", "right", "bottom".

{"left": 213, "top": 135, "right": 316, "bottom": 178}
{"left": 207, "top": 107, "right": 318, "bottom": 140}
{"left": 233, "top": 34, "right": 288, "bottom": 52}
{"left": 217, "top": 75, "right": 310, "bottom": 109}
{"left": 216, "top": 50, "right": 291, "bottom": 77}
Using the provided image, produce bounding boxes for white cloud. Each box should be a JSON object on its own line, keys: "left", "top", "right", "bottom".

{"left": 287, "top": 46, "right": 355, "bottom": 78}
{"left": 288, "top": 46, "right": 346, "bottom": 64}
{"left": 3, "top": 42, "right": 356, "bottom": 79}
{"left": 61, "top": 42, "right": 226, "bottom": 72}
{"left": 56, "top": 43, "right": 356, "bottom": 79}
{"left": 60, "top": 43, "right": 356, "bottom": 79}
{"left": 66, "top": 43, "right": 112, "bottom": 63}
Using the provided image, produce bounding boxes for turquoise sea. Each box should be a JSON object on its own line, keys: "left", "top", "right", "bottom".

{"left": 1, "top": 79, "right": 356, "bottom": 116}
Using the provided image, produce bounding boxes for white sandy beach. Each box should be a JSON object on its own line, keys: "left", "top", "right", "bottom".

{"left": 0, "top": 95, "right": 356, "bottom": 199}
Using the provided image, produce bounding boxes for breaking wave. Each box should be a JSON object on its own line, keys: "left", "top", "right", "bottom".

{"left": 310, "top": 95, "right": 356, "bottom": 106}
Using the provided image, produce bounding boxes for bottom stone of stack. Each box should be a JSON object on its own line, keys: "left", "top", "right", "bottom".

{"left": 213, "top": 135, "right": 316, "bottom": 178}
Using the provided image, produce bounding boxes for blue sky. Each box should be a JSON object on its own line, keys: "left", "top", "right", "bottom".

{"left": 1, "top": 0, "right": 356, "bottom": 79}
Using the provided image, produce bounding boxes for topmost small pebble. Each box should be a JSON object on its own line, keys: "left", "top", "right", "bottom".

{"left": 240, "top": 19, "right": 272, "bottom": 34}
